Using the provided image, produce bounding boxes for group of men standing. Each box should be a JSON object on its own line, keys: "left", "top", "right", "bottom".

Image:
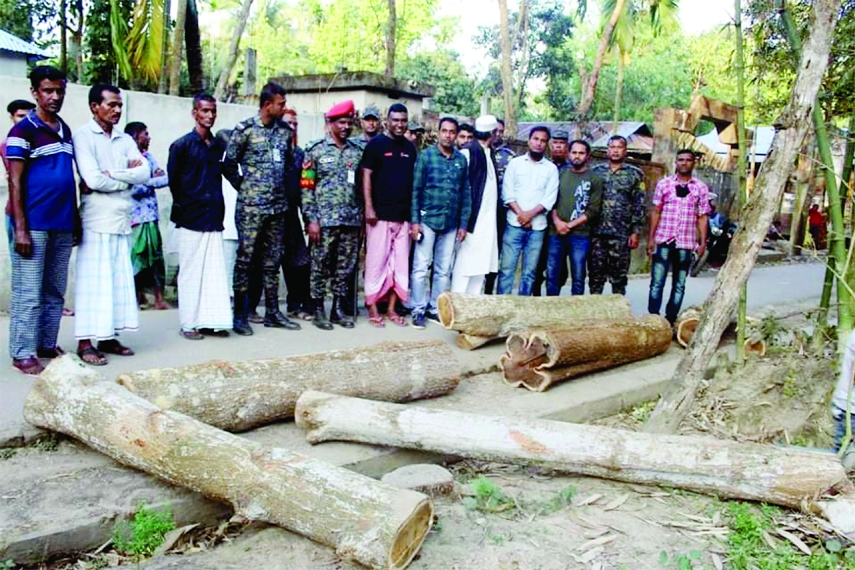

{"left": 5, "top": 64, "right": 712, "bottom": 375}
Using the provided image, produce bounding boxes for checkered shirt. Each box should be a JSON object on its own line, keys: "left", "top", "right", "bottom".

{"left": 651, "top": 174, "right": 711, "bottom": 251}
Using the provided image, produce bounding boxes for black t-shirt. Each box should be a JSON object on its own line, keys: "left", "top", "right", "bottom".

{"left": 361, "top": 133, "right": 417, "bottom": 222}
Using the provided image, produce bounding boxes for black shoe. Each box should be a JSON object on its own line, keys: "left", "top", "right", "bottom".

{"left": 264, "top": 310, "right": 301, "bottom": 330}
{"left": 330, "top": 297, "right": 355, "bottom": 329}
{"left": 412, "top": 313, "right": 426, "bottom": 329}
{"left": 313, "top": 299, "right": 334, "bottom": 330}
{"left": 425, "top": 310, "right": 440, "bottom": 323}
{"left": 233, "top": 320, "right": 253, "bottom": 336}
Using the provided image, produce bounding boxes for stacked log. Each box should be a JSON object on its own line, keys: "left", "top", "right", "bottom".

{"left": 436, "top": 292, "right": 633, "bottom": 350}
{"left": 25, "top": 356, "right": 433, "bottom": 570}
{"left": 117, "top": 340, "right": 460, "bottom": 431}
{"left": 500, "top": 315, "right": 673, "bottom": 392}
{"left": 295, "top": 391, "right": 855, "bottom": 527}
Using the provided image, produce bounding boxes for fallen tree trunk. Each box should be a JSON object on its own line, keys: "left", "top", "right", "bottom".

{"left": 25, "top": 357, "right": 433, "bottom": 570}
{"left": 437, "top": 292, "right": 632, "bottom": 342}
{"left": 501, "top": 316, "right": 673, "bottom": 391}
{"left": 117, "top": 340, "right": 460, "bottom": 432}
{"left": 295, "top": 391, "right": 855, "bottom": 527}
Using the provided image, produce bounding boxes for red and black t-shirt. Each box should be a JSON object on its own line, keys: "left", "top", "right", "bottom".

{"left": 360, "top": 133, "right": 417, "bottom": 222}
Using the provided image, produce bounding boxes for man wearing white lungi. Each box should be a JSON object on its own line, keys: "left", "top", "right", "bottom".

{"left": 167, "top": 94, "right": 232, "bottom": 339}
{"left": 451, "top": 115, "right": 500, "bottom": 295}
{"left": 73, "top": 84, "right": 149, "bottom": 365}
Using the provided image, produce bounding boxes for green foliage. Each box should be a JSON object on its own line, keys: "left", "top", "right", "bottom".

{"left": 112, "top": 502, "right": 176, "bottom": 558}
{"left": 0, "top": 448, "right": 15, "bottom": 460}
{"left": 31, "top": 432, "right": 61, "bottom": 452}
{"left": 0, "top": 0, "right": 35, "bottom": 41}
{"left": 0, "top": 559, "right": 15, "bottom": 570}
{"left": 85, "top": 0, "right": 134, "bottom": 85}
{"left": 726, "top": 502, "right": 855, "bottom": 569}
{"left": 462, "top": 476, "right": 516, "bottom": 514}
{"left": 396, "top": 50, "right": 479, "bottom": 116}
{"left": 538, "top": 485, "right": 577, "bottom": 514}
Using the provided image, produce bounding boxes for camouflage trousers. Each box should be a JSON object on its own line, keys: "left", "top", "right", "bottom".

{"left": 310, "top": 226, "right": 359, "bottom": 300}
{"left": 587, "top": 235, "right": 631, "bottom": 295}
{"left": 234, "top": 208, "right": 285, "bottom": 312}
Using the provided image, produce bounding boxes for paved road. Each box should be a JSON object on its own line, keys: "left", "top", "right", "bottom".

{"left": 0, "top": 261, "right": 826, "bottom": 442}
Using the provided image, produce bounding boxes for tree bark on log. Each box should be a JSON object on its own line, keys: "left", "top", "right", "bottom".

{"left": 674, "top": 308, "right": 766, "bottom": 356}
{"left": 437, "top": 292, "right": 632, "bottom": 341}
{"left": 295, "top": 391, "right": 855, "bottom": 525}
{"left": 117, "top": 340, "right": 460, "bottom": 432}
{"left": 500, "top": 316, "right": 672, "bottom": 391}
{"left": 643, "top": 0, "right": 839, "bottom": 434}
{"left": 25, "top": 357, "right": 433, "bottom": 570}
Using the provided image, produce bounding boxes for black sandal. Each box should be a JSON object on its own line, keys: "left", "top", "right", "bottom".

{"left": 77, "top": 345, "right": 107, "bottom": 366}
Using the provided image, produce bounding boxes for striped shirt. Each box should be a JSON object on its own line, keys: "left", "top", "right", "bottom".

{"left": 5, "top": 111, "right": 76, "bottom": 231}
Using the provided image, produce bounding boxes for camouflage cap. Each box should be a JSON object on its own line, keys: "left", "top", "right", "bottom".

{"left": 407, "top": 121, "right": 425, "bottom": 133}
{"left": 362, "top": 105, "right": 381, "bottom": 119}
{"left": 552, "top": 129, "right": 570, "bottom": 141}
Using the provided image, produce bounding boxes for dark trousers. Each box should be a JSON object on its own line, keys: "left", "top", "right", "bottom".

{"left": 588, "top": 235, "right": 631, "bottom": 295}
{"left": 647, "top": 242, "right": 693, "bottom": 324}
{"left": 234, "top": 209, "right": 285, "bottom": 316}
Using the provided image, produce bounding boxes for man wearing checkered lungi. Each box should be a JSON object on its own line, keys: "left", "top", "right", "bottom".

{"left": 7, "top": 66, "right": 77, "bottom": 375}
{"left": 73, "top": 84, "right": 150, "bottom": 365}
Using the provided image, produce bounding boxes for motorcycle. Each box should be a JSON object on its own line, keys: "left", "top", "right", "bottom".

{"left": 690, "top": 213, "right": 737, "bottom": 276}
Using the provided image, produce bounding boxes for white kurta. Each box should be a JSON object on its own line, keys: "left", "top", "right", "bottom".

{"left": 453, "top": 146, "right": 499, "bottom": 279}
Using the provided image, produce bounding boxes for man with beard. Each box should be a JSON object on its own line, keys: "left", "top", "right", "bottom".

{"left": 361, "top": 103, "right": 417, "bottom": 327}
{"left": 533, "top": 128, "right": 571, "bottom": 295}
{"left": 224, "top": 81, "right": 301, "bottom": 335}
{"left": 485, "top": 118, "right": 515, "bottom": 294}
{"left": 451, "top": 115, "right": 499, "bottom": 295}
{"left": 168, "top": 93, "right": 232, "bottom": 340}
{"left": 409, "top": 117, "right": 470, "bottom": 328}
{"left": 497, "top": 127, "right": 558, "bottom": 296}
{"left": 456, "top": 123, "right": 474, "bottom": 149}
{"left": 7, "top": 66, "right": 76, "bottom": 374}
{"left": 589, "top": 135, "right": 645, "bottom": 295}
{"left": 303, "top": 100, "right": 364, "bottom": 330}
{"left": 73, "top": 84, "right": 150, "bottom": 364}
{"left": 546, "top": 139, "right": 603, "bottom": 296}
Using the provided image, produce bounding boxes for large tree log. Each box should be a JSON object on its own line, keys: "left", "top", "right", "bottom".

{"left": 643, "top": 0, "right": 839, "bottom": 434}
{"left": 674, "top": 308, "right": 766, "bottom": 356}
{"left": 25, "top": 357, "right": 433, "bottom": 570}
{"left": 295, "top": 392, "right": 855, "bottom": 528}
{"left": 117, "top": 340, "right": 460, "bottom": 432}
{"left": 500, "top": 316, "right": 672, "bottom": 391}
{"left": 437, "top": 292, "right": 632, "bottom": 343}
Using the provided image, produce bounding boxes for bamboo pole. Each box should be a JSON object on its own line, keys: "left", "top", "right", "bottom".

{"left": 734, "top": 0, "right": 748, "bottom": 365}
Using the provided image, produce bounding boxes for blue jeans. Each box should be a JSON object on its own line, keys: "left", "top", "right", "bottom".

{"left": 498, "top": 225, "right": 544, "bottom": 296}
{"left": 833, "top": 405, "right": 855, "bottom": 452}
{"left": 410, "top": 225, "right": 456, "bottom": 315}
{"left": 547, "top": 234, "right": 590, "bottom": 295}
{"left": 648, "top": 242, "right": 694, "bottom": 324}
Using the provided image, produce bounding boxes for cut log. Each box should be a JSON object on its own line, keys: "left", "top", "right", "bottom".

{"left": 501, "top": 316, "right": 672, "bottom": 391}
{"left": 675, "top": 307, "right": 702, "bottom": 348}
{"left": 437, "top": 292, "right": 632, "bottom": 341}
{"left": 24, "top": 356, "right": 433, "bottom": 570}
{"left": 295, "top": 391, "right": 855, "bottom": 520}
{"left": 455, "top": 333, "right": 497, "bottom": 350}
{"left": 675, "top": 308, "right": 766, "bottom": 356}
{"left": 117, "top": 340, "right": 460, "bottom": 432}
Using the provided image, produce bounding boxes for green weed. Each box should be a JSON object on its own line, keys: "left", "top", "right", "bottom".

{"left": 0, "top": 560, "right": 15, "bottom": 569}
{"left": 462, "top": 476, "right": 516, "bottom": 514}
{"left": 0, "top": 448, "right": 15, "bottom": 460}
{"left": 112, "top": 501, "right": 176, "bottom": 558}
{"left": 30, "top": 432, "right": 61, "bottom": 452}
{"left": 630, "top": 400, "right": 657, "bottom": 423}
{"left": 537, "top": 485, "right": 577, "bottom": 514}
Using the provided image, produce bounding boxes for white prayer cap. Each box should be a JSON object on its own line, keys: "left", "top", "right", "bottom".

{"left": 475, "top": 115, "right": 499, "bottom": 133}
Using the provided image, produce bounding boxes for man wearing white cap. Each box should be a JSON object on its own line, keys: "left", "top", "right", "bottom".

{"left": 451, "top": 115, "right": 500, "bottom": 294}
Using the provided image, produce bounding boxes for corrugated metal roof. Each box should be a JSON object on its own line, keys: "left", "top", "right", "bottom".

{"left": 0, "top": 29, "right": 50, "bottom": 58}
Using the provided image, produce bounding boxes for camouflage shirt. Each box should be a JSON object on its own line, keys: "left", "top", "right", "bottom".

{"left": 494, "top": 144, "right": 516, "bottom": 188}
{"left": 223, "top": 114, "right": 294, "bottom": 214}
{"left": 591, "top": 162, "right": 646, "bottom": 239}
{"left": 302, "top": 135, "right": 364, "bottom": 227}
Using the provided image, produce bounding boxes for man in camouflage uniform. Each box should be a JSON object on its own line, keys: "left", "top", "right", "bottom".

{"left": 224, "top": 81, "right": 300, "bottom": 335}
{"left": 356, "top": 105, "right": 381, "bottom": 145}
{"left": 303, "top": 100, "right": 364, "bottom": 330}
{"left": 588, "top": 135, "right": 645, "bottom": 295}
{"left": 485, "top": 118, "right": 516, "bottom": 294}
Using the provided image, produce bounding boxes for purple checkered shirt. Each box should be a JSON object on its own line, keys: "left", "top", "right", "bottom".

{"left": 652, "top": 174, "right": 711, "bottom": 251}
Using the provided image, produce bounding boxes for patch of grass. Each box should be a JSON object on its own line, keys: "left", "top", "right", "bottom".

{"left": 726, "top": 502, "right": 855, "bottom": 569}
{"left": 112, "top": 501, "right": 176, "bottom": 558}
{"left": 30, "top": 432, "right": 61, "bottom": 452}
{"left": 462, "top": 476, "right": 516, "bottom": 514}
{"left": 537, "top": 485, "right": 577, "bottom": 515}
{"left": 0, "top": 448, "right": 15, "bottom": 460}
{"left": 630, "top": 400, "right": 658, "bottom": 423}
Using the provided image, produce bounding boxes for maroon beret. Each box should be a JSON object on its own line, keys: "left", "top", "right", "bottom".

{"left": 326, "top": 100, "right": 355, "bottom": 120}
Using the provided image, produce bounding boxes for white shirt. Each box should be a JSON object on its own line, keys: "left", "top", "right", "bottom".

{"left": 502, "top": 153, "right": 559, "bottom": 231}
{"left": 74, "top": 119, "right": 149, "bottom": 235}
{"left": 833, "top": 329, "right": 855, "bottom": 414}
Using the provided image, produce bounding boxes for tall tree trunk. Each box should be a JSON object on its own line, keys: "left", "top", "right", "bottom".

{"left": 168, "top": 0, "right": 187, "bottom": 95}
{"left": 734, "top": 0, "right": 748, "bottom": 364}
{"left": 781, "top": 3, "right": 853, "bottom": 349}
{"left": 184, "top": 0, "right": 204, "bottom": 93}
{"left": 74, "top": 0, "right": 84, "bottom": 80}
{"left": 498, "top": 0, "right": 516, "bottom": 138}
{"left": 789, "top": 143, "right": 814, "bottom": 254}
{"left": 158, "top": 0, "right": 171, "bottom": 94}
{"left": 213, "top": 0, "right": 255, "bottom": 100}
{"left": 643, "top": 0, "right": 839, "bottom": 434}
{"left": 612, "top": 50, "right": 624, "bottom": 133}
{"left": 384, "top": 0, "right": 396, "bottom": 80}
{"left": 577, "top": 0, "right": 626, "bottom": 122}
{"left": 60, "top": 0, "right": 68, "bottom": 73}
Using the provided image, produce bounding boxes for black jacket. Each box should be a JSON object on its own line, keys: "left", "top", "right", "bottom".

{"left": 462, "top": 140, "right": 497, "bottom": 233}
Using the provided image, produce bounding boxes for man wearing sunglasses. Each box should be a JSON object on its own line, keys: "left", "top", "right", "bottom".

{"left": 647, "top": 149, "right": 710, "bottom": 325}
